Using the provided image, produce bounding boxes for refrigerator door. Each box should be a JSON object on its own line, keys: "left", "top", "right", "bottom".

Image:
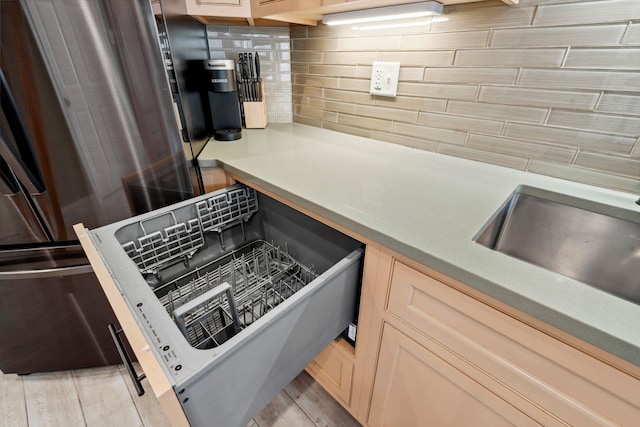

{"left": 1, "top": 0, "right": 194, "bottom": 245}
{"left": 0, "top": 246, "right": 123, "bottom": 374}
{"left": 0, "top": 0, "right": 195, "bottom": 374}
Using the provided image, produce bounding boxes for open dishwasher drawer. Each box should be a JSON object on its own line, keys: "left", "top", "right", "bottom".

{"left": 74, "top": 184, "right": 363, "bottom": 427}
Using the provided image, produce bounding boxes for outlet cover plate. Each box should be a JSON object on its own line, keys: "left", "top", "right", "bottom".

{"left": 370, "top": 61, "right": 400, "bottom": 97}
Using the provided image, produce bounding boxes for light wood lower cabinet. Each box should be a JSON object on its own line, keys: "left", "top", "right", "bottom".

{"left": 369, "top": 323, "right": 537, "bottom": 426}
{"left": 306, "top": 338, "right": 355, "bottom": 407}
{"left": 373, "top": 259, "right": 640, "bottom": 427}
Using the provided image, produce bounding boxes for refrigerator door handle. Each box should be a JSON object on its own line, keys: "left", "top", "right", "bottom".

{"left": 0, "top": 68, "right": 46, "bottom": 193}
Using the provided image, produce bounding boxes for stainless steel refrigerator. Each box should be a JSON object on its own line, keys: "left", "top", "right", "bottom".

{"left": 0, "top": 0, "right": 194, "bottom": 373}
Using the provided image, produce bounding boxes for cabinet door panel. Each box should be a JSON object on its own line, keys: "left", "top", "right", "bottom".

{"left": 368, "top": 323, "right": 537, "bottom": 427}
{"left": 387, "top": 260, "right": 640, "bottom": 425}
{"left": 306, "top": 339, "right": 354, "bottom": 406}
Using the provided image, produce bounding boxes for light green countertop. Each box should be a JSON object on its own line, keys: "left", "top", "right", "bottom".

{"left": 198, "top": 123, "right": 640, "bottom": 367}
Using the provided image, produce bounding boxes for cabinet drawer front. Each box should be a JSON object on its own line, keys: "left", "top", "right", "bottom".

{"left": 306, "top": 339, "right": 354, "bottom": 406}
{"left": 387, "top": 260, "right": 640, "bottom": 426}
{"left": 368, "top": 323, "right": 537, "bottom": 427}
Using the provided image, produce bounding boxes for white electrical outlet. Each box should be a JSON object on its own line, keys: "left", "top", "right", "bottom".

{"left": 370, "top": 61, "right": 400, "bottom": 97}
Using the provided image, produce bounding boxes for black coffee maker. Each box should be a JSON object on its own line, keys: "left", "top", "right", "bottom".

{"left": 203, "top": 59, "right": 242, "bottom": 141}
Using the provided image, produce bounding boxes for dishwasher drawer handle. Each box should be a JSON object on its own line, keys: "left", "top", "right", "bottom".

{"left": 108, "top": 323, "right": 146, "bottom": 396}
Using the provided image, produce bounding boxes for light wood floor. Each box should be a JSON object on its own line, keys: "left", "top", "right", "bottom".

{"left": 0, "top": 364, "right": 360, "bottom": 427}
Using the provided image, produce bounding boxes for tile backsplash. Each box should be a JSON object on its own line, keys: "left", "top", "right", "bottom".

{"left": 290, "top": 0, "right": 640, "bottom": 194}
{"left": 208, "top": 25, "right": 292, "bottom": 123}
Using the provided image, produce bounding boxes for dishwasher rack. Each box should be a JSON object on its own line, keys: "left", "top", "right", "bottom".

{"left": 158, "top": 240, "right": 318, "bottom": 349}
{"left": 120, "top": 186, "right": 258, "bottom": 277}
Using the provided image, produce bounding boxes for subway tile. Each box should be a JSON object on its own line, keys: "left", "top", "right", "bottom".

{"left": 289, "top": 25, "right": 307, "bottom": 39}
{"left": 430, "top": 4, "right": 534, "bottom": 32}
{"left": 431, "top": 2, "right": 536, "bottom": 33}
{"left": 252, "top": 40, "right": 291, "bottom": 51}
{"left": 505, "top": 122, "right": 636, "bottom": 153}
{"left": 467, "top": 133, "right": 577, "bottom": 163}
{"left": 338, "top": 78, "right": 371, "bottom": 92}
{"left": 402, "top": 31, "right": 490, "bottom": 50}
{"left": 291, "top": 50, "right": 323, "bottom": 63}
{"left": 518, "top": 69, "right": 640, "bottom": 92}
{"left": 547, "top": 110, "right": 640, "bottom": 137}
{"left": 322, "top": 122, "right": 371, "bottom": 139}
{"left": 295, "top": 105, "right": 337, "bottom": 122}
{"left": 291, "top": 94, "right": 304, "bottom": 106}
{"left": 392, "top": 122, "right": 468, "bottom": 145}
{"left": 276, "top": 62, "right": 291, "bottom": 73}
{"left": 354, "top": 104, "right": 418, "bottom": 124}
{"left": 399, "top": 68, "right": 425, "bottom": 81}
{"left": 564, "top": 48, "right": 640, "bottom": 69}
{"left": 355, "top": 66, "right": 372, "bottom": 79}
{"left": 623, "top": 23, "right": 640, "bottom": 45}
{"left": 291, "top": 63, "right": 308, "bottom": 74}
{"left": 374, "top": 96, "right": 446, "bottom": 113}
{"left": 437, "top": 143, "right": 529, "bottom": 170}
{"left": 339, "top": 36, "right": 402, "bottom": 51}
{"left": 324, "top": 51, "right": 378, "bottom": 65}
{"left": 478, "top": 86, "right": 600, "bottom": 109}
{"left": 308, "top": 98, "right": 356, "bottom": 114}
{"left": 574, "top": 151, "right": 640, "bottom": 178}
{"left": 424, "top": 68, "right": 518, "bottom": 85}
{"left": 306, "top": 24, "right": 362, "bottom": 39}
{"left": 291, "top": 38, "right": 339, "bottom": 51}
{"left": 271, "top": 82, "right": 291, "bottom": 94}
{"left": 597, "top": 93, "right": 640, "bottom": 116}
{"left": 377, "top": 51, "right": 454, "bottom": 67}
{"left": 447, "top": 101, "right": 549, "bottom": 124}
{"left": 337, "top": 113, "right": 393, "bottom": 132}
{"left": 528, "top": 160, "right": 640, "bottom": 193}
{"left": 324, "top": 88, "right": 374, "bottom": 104}
{"left": 275, "top": 112, "right": 293, "bottom": 123}
{"left": 292, "top": 84, "right": 323, "bottom": 98}
{"left": 491, "top": 24, "right": 627, "bottom": 48}
{"left": 534, "top": 0, "right": 640, "bottom": 26}
{"left": 293, "top": 114, "right": 323, "bottom": 128}
{"left": 227, "top": 26, "right": 289, "bottom": 38}
{"left": 293, "top": 105, "right": 310, "bottom": 116}
{"left": 418, "top": 112, "right": 504, "bottom": 135}
{"left": 308, "top": 64, "right": 357, "bottom": 77}
{"left": 270, "top": 73, "right": 291, "bottom": 83}
{"left": 292, "top": 74, "right": 339, "bottom": 89}
{"left": 454, "top": 48, "right": 566, "bottom": 67}
{"left": 370, "top": 131, "right": 438, "bottom": 152}
{"left": 262, "top": 50, "right": 290, "bottom": 61}
{"left": 397, "top": 82, "right": 478, "bottom": 100}
{"left": 266, "top": 102, "right": 293, "bottom": 114}
{"left": 266, "top": 94, "right": 292, "bottom": 104}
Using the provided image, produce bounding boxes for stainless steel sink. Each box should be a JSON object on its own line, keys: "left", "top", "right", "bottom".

{"left": 474, "top": 186, "right": 640, "bottom": 304}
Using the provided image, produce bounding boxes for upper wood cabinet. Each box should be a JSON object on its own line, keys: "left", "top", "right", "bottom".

{"left": 252, "top": 0, "right": 517, "bottom": 25}
{"left": 160, "top": 0, "right": 518, "bottom": 26}
{"left": 162, "top": 0, "right": 251, "bottom": 21}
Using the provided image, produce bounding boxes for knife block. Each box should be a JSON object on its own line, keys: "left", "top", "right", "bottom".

{"left": 243, "top": 81, "right": 267, "bottom": 129}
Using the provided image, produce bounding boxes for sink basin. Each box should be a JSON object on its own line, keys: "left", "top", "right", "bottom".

{"left": 474, "top": 186, "right": 640, "bottom": 304}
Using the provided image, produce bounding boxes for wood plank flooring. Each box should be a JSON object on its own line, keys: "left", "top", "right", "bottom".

{"left": 0, "top": 365, "right": 360, "bottom": 427}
